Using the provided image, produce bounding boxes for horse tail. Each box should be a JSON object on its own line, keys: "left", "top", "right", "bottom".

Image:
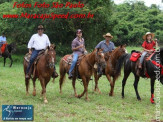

{"left": 115, "top": 53, "right": 129, "bottom": 76}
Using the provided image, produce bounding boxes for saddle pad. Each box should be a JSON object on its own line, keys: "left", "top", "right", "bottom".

{"left": 1, "top": 44, "right": 8, "bottom": 53}
{"left": 130, "top": 52, "right": 141, "bottom": 62}
{"left": 62, "top": 55, "right": 72, "bottom": 64}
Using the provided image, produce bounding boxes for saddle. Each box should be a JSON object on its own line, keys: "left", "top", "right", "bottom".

{"left": 24, "top": 50, "right": 45, "bottom": 63}
{"left": 62, "top": 54, "right": 85, "bottom": 65}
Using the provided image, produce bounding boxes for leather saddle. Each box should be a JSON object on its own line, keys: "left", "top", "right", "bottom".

{"left": 62, "top": 54, "right": 85, "bottom": 65}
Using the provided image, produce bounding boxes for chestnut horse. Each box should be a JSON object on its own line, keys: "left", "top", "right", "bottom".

{"left": 23, "top": 44, "right": 56, "bottom": 103}
{"left": 59, "top": 49, "right": 106, "bottom": 100}
{"left": 94, "top": 45, "right": 127, "bottom": 96}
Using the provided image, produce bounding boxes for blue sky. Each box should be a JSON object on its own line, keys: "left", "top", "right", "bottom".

{"left": 113, "top": 0, "right": 163, "bottom": 10}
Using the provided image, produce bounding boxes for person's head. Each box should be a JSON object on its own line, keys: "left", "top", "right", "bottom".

{"left": 143, "top": 32, "right": 154, "bottom": 41}
{"left": 103, "top": 33, "right": 113, "bottom": 41}
{"left": 37, "top": 25, "right": 44, "bottom": 36}
{"left": 2, "top": 33, "right": 5, "bottom": 37}
{"left": 76, "top": 29, "right": 82, "bottom": 38}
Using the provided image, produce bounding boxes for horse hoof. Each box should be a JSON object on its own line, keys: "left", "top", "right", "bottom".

{"left": 109, "top": 93, "right": 113, "bottom": 96}
{"left": 74, "top": 94, "right": 78, "bottom": 97}
{"left": 85, "top": 98, "right": 90, "bottom": 101}
{"left": 122, "top": 96, "right": 124, "bottom": 99}
{"left": 60, "top": 91, "right": 62, "bottom": 94}
{"left": 44, "top": 99, "right": 48, "bottom": 104}
{"left": 77, "top": 95, "right": 81, "bottom": 98}
{"left": 26, "top": 93, "right": 29, "bottom": 96}
{"left": 137, "top": 97, "right": 141, "bottom": 101}
{"left": 98, "top": 91, "right": 102, "bottom": 94}
{"left": 33, "top": 92, "right": 36, "bottom": 96}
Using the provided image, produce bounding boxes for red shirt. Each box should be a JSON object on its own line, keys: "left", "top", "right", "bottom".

{"left": 142, "top": 40, "right": 156, "bottom": 50}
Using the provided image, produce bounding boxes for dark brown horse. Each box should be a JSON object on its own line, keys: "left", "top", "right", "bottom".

{"left": 23, "top": 44, "right": 56, "bottom": 103}
{"left": 94, "top": 45, "right": 127, "bottom": 96}
{"left": 59, "top": 49, "right": 106, "bottom": 100}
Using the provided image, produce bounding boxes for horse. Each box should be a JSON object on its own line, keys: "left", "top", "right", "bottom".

{"left": 59, "top": 49, "right": 106, "bottom": 100}
{"left": 23, "top": 44, "right": 56, "bottom": 103}
{"left": 94, "top": 45, "right": 127, "bottom": 96}
{"left": 116, "top": 48, "right": 163, "bottom": 103}
{"left": 0, "top": 42, "right": 16, "bottom": 67}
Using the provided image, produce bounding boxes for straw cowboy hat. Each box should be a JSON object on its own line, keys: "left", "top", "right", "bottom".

{"left": 143, "top": 32, "right": 154, "bottom": 40}
{"left": 103, "top": 33, "right": 113, "bottom": 39}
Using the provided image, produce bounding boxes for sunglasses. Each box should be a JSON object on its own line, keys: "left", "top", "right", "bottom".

{"left": 38, "top": 28, "right": 44, "bottom": 30}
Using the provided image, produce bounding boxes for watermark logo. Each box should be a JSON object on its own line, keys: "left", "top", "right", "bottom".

{"left": 2, "top": 105, "right": 33, "bottom": 121}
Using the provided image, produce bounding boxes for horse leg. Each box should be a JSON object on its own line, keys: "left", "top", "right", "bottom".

{"left": 59, "top": 72, "right": 66, "bottom": 94}
{"left": 78, "top": 76, "right": 87, "bottom": 99}
{"left": 94, "top": 70, "right": 101, "bottom": 94}
{"left": 9, "top": 55, "right": 13, "bottom": 67}
{"left": 40, "top": 77, "right": 48, "bottom": 103}
{"left": 32, "top": 77, "right": 37, "bottom": 96}
{"left": 122, "top": 71, "right": 131, "bottom": 98}
{"left": 4, "top": 57, "right": 6, "bottom": 67}
{"left": 25, "top": 78, "right": 30, "bottom": 96}
{"left": 150, "top": 78, "right": 155, "bottom": 104}
{"left": 133, "top": 75, "right": 141, "bottom": 100}
{"left": 106, "top": 74, "right": 113, "bottom": 96}
{"left": 72, "top": 76, "right": 77, "bottom": 97}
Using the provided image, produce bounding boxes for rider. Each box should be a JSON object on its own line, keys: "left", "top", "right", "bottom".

{"left": 25, "top": 25, "right": 58, "bottom": 79}
{"left": 95, "top": 33, "right": 115, "bottom": 75}
{"left": 138, "top": 32, "right": 158, "bottom": 69}
{"left": 68, "top": 29, "right": 87, "bottom": 79}
{"left": 0, "top": 33, "right": 7, "bottom": 56}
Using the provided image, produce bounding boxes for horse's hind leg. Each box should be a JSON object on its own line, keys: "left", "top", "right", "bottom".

{"left": 122, "top": 71, "right": 130, "bottom": 98}
{"left": 94, "top": 70, "right": 101, "bottom": 94}
{"left": 72, "top": 76, "right": 77, "bottom": 97}
{"left": 32, "top": 77, "right": 37, "bottom": 96}
{"left": 59, "top": 72, "right": 66, "bottom": 94}
{"left": 9, "top": 55, "right": 13, "bottom": 67}
{"left": 106, "top": 74, "right": 113, "bottom": 96}
{"left": 25, "top": 78, "right": 30, "bottom": 96}
{"left": 133, "top": 75, "right": 141, "bottom": 100}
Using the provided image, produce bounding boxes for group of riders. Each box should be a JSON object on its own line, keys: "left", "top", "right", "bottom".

{"left": 0, "top": 25, "right": 158, "bottom": 79}
{"left": 0, "top": 33, "right": 7, "bottom": 57}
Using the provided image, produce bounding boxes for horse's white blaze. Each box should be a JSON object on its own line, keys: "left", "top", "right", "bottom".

{"left": 52, "top": 57, "right": 54, "bottom": 63}
{"left": 125, "top": 49, "right": 128, "bottom": 53}
{"left": 101, "top": 53, "right": 104, "bottom": 57}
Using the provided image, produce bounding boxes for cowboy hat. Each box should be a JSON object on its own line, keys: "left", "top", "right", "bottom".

{"left": 143, "top": 32, "right": 154, "bottom": 40}
{"left": 103, "top": 33, "right": 113, "bottom": 39}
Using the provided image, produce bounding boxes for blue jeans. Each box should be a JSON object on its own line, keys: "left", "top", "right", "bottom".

{"left": 26, "top": 49, "right": 41, "bottom": 74}
{"left": 140, "top": 51, "right": 148, "bottom": 64}
{"left": 69, "top": 53, "right": 79, "bottom": 75}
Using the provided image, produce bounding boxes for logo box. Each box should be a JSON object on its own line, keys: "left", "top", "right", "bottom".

{"left": 2, "top": 105, "right": 33, "bottom": 121}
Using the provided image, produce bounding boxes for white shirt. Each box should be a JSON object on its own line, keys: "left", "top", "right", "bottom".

{"left": 28, "top": 33, "right": 51, "bottom": 50}
{"left": 0, "top": 36, "right": 6, "bottom": 43}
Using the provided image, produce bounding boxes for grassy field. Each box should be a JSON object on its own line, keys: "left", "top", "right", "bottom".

{"left": 0, "top": 47, "right": 163, "bottom": 121}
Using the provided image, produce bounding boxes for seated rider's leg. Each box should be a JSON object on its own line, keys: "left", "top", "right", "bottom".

{"left": 26, "top": 50, "right": 40, "bottom": 75}
{"left": 97, "top": 64, "right": 103, "bottom": 75}
{"left": 139, "top": 51, "right": 148, "bottom": 69}
{"left": 69, "top": 53, "right": 79, "bottom": 77}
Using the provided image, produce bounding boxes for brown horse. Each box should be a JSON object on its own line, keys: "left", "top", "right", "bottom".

{"left": 23, "top": 44, "right": 56, "bottom": 103}
{"left": 94, "top": 45, "right": 127, "bottom": 96}
{"left": 59, "top": 49, "right": 106, "bottom": 100}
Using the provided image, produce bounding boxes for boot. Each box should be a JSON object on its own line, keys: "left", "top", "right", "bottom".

{"left": 52, "top": 70, "right": 58, "bottom": 78}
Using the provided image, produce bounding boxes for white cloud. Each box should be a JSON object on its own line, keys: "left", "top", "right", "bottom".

{"left": 113, "top": 0, "right": 163, "bottom": 9}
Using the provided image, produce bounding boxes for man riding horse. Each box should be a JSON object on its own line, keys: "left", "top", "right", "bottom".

{"left": 68, "top": 29, "right": 87, "bottom": 79}
{"left": 25, "top": 25, "right": 58, "bottom": 79}
{"left": 95, "top": 33, "right": 115, "bottom": 75}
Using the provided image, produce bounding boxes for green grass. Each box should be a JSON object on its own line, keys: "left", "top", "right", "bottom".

{"left": 0, "top": 47, "right": 163, "bottom": 121}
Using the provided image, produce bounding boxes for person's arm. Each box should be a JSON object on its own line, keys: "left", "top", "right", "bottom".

{"left": 28, "top": 35, "right": 34, "bottom": 54}
{"left": 71, "top": 40, "right": 83, "bottom": 51}
{"left": 95, "top": 41, "right": 102, "bottom": 49}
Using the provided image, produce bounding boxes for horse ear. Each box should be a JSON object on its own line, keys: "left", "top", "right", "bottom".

{"left": 120, "top": 45, "right": 123, "bottom": 48}
{"left": 123, "top": 44, "right": 126, "bottom": 47}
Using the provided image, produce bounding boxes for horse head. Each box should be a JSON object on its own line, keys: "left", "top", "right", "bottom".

{"left": 7, "top": 42, "right": 16, "bottom": 53}
{"left": 95, "top": 48, "right": 106, "bottom": 69}
{"left": 45, "top": 44, "right": 56, "bottom": 69}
